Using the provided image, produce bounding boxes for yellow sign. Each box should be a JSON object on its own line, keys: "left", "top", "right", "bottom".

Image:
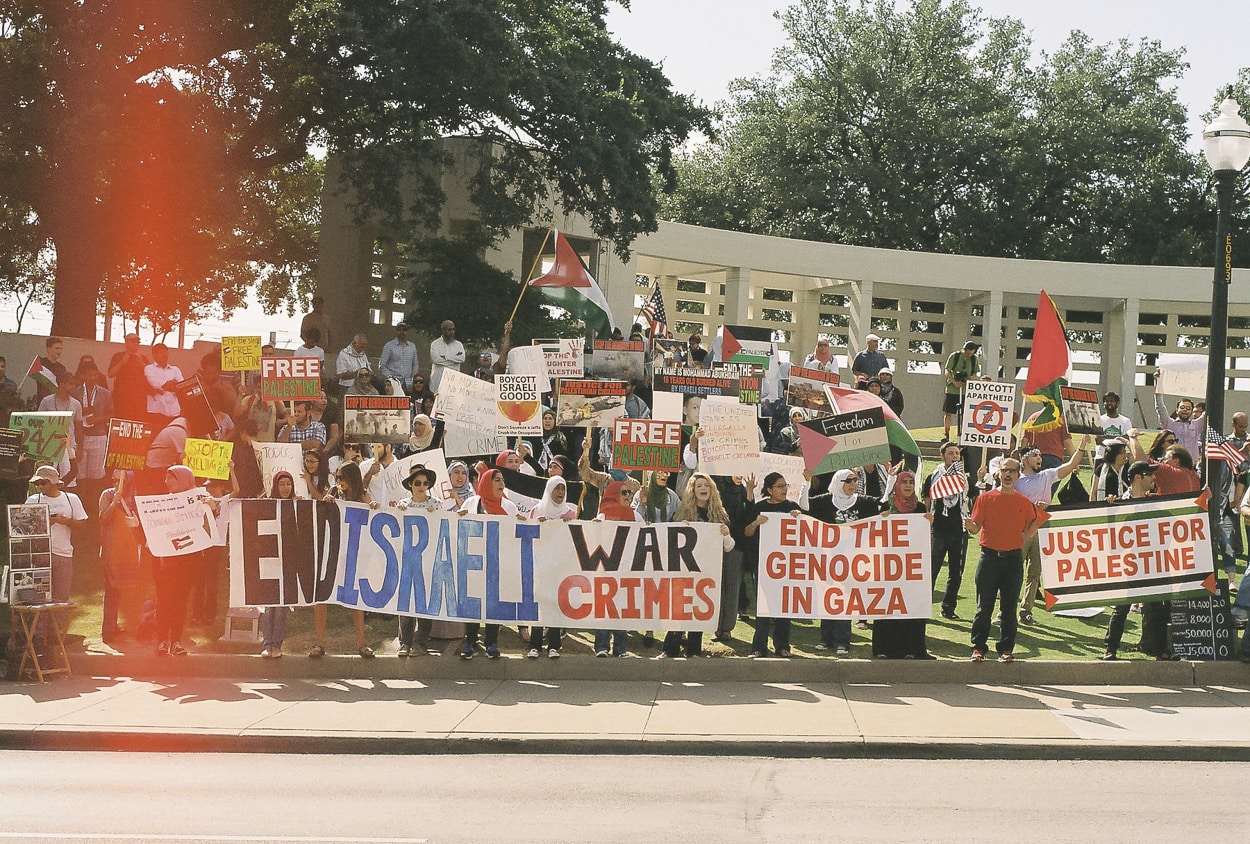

{"left": 221, "top": 336, "right": 263, "bottom": 371}
{"left": 184, "top": 438, "right": 234, "bottom": 480}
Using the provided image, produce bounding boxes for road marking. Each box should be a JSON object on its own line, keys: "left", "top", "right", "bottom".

{"left": 0, "top": 836, "right": 427, "bottom": 843}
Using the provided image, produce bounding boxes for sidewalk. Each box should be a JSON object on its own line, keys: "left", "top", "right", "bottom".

{"left": 2, "top": 651, "right": 1249, "bottom": 760}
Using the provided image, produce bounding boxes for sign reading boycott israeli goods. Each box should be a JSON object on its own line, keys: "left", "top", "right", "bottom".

{"left": 612, "top": 418, "right": 681, "bottom": 472}
{"left": 757, "top": 513, "right": 932, "bottom": 619}
{"left": 227, "top": 501, "right": 723, "bottom": 630}
{"left": 495, "top": 373, "right": 542, "bottom": 436}
{"left": 10, "top": 412, "right": 72, "bottom": 462}
{"left": 104, "top": 418, "right": 153, "bottom": 471}
{"left": 221, "top": 336, "right": 262, "bottom": 371}
{"left": 960, "top": 379, "right": 1015, "bottom": 449}
{"left": 184, "top": 437, "right": 233, "bottom": 480}
{"left": 261, "top": 356, "right": 321, "bottom": 401}
{"left": 1037, "top": 493, "right": 1216, "bottom": 611}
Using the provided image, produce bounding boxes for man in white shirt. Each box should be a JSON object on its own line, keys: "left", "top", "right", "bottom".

{"left": 26, "top": 465, "right": 88, "bottom": 603}
{"left": 294, "top": 327, "right": 326, "bottom": 363}
{"left": 1094, "top": 391, "right": 1129, "bottom": 471}
{"left": 336, "top": 333, "right": 370, "bottom": 393}
{"left": 360, "top": 442, "right": 402, "bottom": 507}
{"left": 145, "top": 342, "right": 184, "bottom": 426}
{"left": 379, "top": 323, "right": 419, "bottom": 391}
{"left": 429, "top": 320, "right": 466, "bottom": 391}
{"left": 37, "top": 371, "right": 85, "bottom": 485}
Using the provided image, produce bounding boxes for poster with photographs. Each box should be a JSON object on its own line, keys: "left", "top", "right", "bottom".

{"left": 343, "top": 395, "right": 412, "bottom": 444}
{"left": 651, "top": 338, "right": 688, "bottom": 369}
{"left": 1060, "top": 386, "right": 1103, "bottom": 435}
{"left": 7, "top": 504, "right": 52, "bottom": 604}
{"left": 555, "top": 379, "right": 627, "bottom": 427}
{"left": 786, "top": 366, "right": 841, "bottom": 416}
{"left": 589, "top": 340, "right": 646, "bottom": 382}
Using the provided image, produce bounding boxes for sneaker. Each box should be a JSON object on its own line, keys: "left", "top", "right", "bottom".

{"left": 486, "top": 644, "right": 500, "bottom": 659}
{"left": 459, "top": 642, "right": 475, "bottom": 660}
{"left": 971, "top": 648, "right": 986, "bottom": 662}
{"left": 854, "top": 620, "right": 869, "bottom": 630}
{"left": 156, "top": 640, "right": 170, "bottom": 657}
{"left": 526, "top": 648, "right": 540, "bottom": 659}
{"left": 168, "top": 642, "right": 188, "bottom": 657}
{"left": 397, "top": 645, "right": 410, "bottom": 658}
{"left": 1099, "top": 652, "right": 1117, "bottom": 661}
{"left": 260, "top": 648, "right": 273, "bottom": 659}
{"left": 270, "top": 647, "right": 282, "bottom": 659}
{"left": 748, "top": 650, "right": 766, "bottom": 658}
{"left": 776, "top": 649, "right": 792, "bottom": 658}
{"left": 992, "top": 613, "right": 1002, "bottom": 625}
{"left": 998, "top": 652, "right": 1014, "bottom": 663}
{"left": 548, "top": 648, "right": 560, "bottom": 659}
{"left": 835, "top": 645, "right": 849, "bottom": 656}
{"left": 1018, "top": 611, "right": 1035, "bottom": 625}
{"left": 358, "top": 646, "right": 375, "bottom": 659}
{"left": 814, "top": 642, "right": 830, "bottom": 651}
{"left": 595, "top": 650, "right": 609, "bottom": 658}
{"left": 940, "top": 609, "right": 959, "bottom": 620}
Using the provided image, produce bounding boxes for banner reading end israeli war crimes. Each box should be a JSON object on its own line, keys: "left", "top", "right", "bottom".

{"left": 228, "top": 500, "right": 724, "bottom": 630}
{"left": 1038, "top": 493, "right": 1216, "bottom": 611}
{"left": 757, "top": 513, "right": 932, "bottom": 619}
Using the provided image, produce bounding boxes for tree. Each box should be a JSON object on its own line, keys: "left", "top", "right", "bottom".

{"left": 662, "top": 0, "right": 1212, "bottom": 266}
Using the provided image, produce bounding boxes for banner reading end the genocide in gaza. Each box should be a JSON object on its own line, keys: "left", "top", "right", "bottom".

{"left": 756, "top": 513, "right": 932, "bottom": 619}
{"left": 1038, "top": 493, "right": 1216, "bottom": 611}
{"left": 227, "top": 500, "right": 724, "bottom": 630}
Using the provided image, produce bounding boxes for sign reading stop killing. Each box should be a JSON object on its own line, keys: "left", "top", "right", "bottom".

{"left": 960, "top": 379, "right": 1015, "bottom": 449}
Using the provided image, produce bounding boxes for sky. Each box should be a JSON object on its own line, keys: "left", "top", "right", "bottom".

{"left": 8, "top": 0, "right": 1248, "bottom": 346}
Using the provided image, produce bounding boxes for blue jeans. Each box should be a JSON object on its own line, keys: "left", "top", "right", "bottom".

{"left": 262, "top": 608, "right": 287, "bottom": 648}
{"left": 970, "top": 548, "right": 1023, "bottom": 655}
{"left": 594, "top": 630, "right": 627, "bottom": 656}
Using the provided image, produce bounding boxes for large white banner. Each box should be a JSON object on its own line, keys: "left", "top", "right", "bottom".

{"left": 228, "top": 501, "right": 724, "bottom": 630}
{"left": 1156, "top": 353, "right": 1207, "bottom": 400}
{"left": 757, "top": 513, "right": 932, "bottom": 619}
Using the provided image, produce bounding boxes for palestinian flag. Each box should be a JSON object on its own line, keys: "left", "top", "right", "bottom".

{"left": 495, "top": 465, "right": 586, "bottom": 517}
{"left": 25, "top": 356, "right": 57, "bottom": 393}
{"left": 529, "top": 229, "right": 616, "bottom": 340}
{"left": 823, "top": 383, "right": 921, "bottom": 457}
{"left": 720, "top": 324, "right": 773, "bottom": 368}
{"left": 1022, "top": 290, "right": 1071, "bottom": 434}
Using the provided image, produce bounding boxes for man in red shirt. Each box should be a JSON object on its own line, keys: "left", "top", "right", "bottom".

{"left": 963, "top": 457, "right": 1041, "bottom": 663}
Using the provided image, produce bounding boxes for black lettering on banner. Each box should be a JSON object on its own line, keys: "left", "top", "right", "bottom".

{"left": 631, "top": 527, "right": 662, "bottom": 571}
{"left": 668, "top": 525, "right": 699, "bottom": 572}
{"left": 569, "top": 523, "right": 630, "bottom": 572}
{"left": 242, "top": 499, "right": 280, "bottom": 605}
{"left": 280, "top": 499, "right": 318, "bottom": 604}
{"left": 314, "top": 499, "right": 342, "bottom": 602}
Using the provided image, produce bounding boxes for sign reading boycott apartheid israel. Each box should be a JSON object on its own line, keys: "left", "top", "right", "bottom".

{"left": 228, "top": 501, "right": 723, "bottom": 630}
{"left": 1037, "top": 493, "right": 1216, "bottom": 611}
{"left": 960, "top": 380, "right": 1015, "bottom": 449}
{"left": 612, "top": 418, "right": 681, "bottom": 472}
{"left": 261, "top": 356, "right": 321, "bottom": 401}
{"left": 757, "top": 513, "right": 932, "bottom": 618}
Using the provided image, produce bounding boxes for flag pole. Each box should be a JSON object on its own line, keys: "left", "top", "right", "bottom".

{"left": 507, "top": 224, "right": 556, "bottom": 324}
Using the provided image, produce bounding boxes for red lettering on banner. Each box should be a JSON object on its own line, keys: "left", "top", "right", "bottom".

{"left": 558, "top": 575, "right": 591, "bottom": 619}
{"left": 594, "top": 577, "right": 621, "bottom": 619}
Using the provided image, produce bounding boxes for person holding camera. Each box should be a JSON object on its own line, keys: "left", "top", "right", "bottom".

{"left": 943, "top": 341, "right": 981, "bottom": 441}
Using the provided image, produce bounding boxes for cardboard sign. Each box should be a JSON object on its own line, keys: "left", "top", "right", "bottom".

{"left": 433, "top": 371, "right": 508, "bottom": 457}
{"left": 590, "top": 340, "right": 645, "bottom": 381}
{"left": 496, "top": 373, "right": 542, "bottom": 436}
{"left": 10, "top": 412, "right": 72, "bottom": 462}
{"left": 1060, "top": 385, "right": 1102, "bottom": 436}
{"left": 554, "top": 379, "right": 626, "bottom": 427}
{"left": 135, "top": 490, "right": 219, "bottom": 557}
{"left": 221, "top": 336, "right": 263, "bottom": 371}
{"left": 344, "top": 395, "right": 412, "bottom": 444}
{"left": 184, "top": 437, "right": 234, "bottom": 480}
{"left": 960, "top": 380, "right": 1016, "bottom": 449}
{"left": 506, "top": 345, "right": 552, "bottom": 392}
{"left": 611, "top": 418, "right": 682, "bottom": 472}
{"left": 757, "top": 513, "right": 932, "bottom": 619}
{"left": 697, "top": 399, "right": 761, "bottom": 477}
{"left": 533, "top": 338, "right": 585, "bottom": 380}
{"left": 797, "top": 407, "right": 890, "bottom": 475}
{"left": 757, "top": 453, "right": 808, "bottom": 503}
{"left": 394, "top": 448, "right": 452, "bottom": 504}
{"left": 0, "top": 428, "right": 24, "bottom": 480}
{"left": 253, "top": 441, "right": 305, "bottom": 497}
{"left": 261, "top": 356, "right": 321, "bottom": 401}
{"left": 1156, "top": 353, "right": 1207, "bottom": 399}
{"left": 104, "top": 418, "right": 154, "bottom": 472}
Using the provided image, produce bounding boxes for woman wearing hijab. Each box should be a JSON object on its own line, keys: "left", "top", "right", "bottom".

{"left": 458, "top": 469, "right": 521, "bottom": 659}
{"left": 446, "top": 461, "right": 475, "bottom": 510}
{"left": 153, "top": 465, "right": 206, "bottom": 657}
{"left": 591, "top": 479, "right": 643, "bottom": 657}
{"left": 768, "top": 408, "right": 807, "bottom": 455}
{"left": 635, "top": 470, "right": 680, "bottom": 523}
{"left": 409, "top": 372, "right": 436, "bottom": 417}
{"left": 399, "top": 413, "right": 440, "bottom": 458}
{"left": 527, "top": 476, "right": 578, "bottom": 658}
{"left": 871, "top": 471, "right": 936, "bottom": 659}
{"left": 522, "top": 407, "right": 570, "bottom": 473}
{"left": 260, "top": 470, "right": 299, "bottom": 658}
{"left": 310, "top": 462, "right": 375, "bottom": 659}
{"left": 659, "top": 473, "right": 735, "bottom": 659}
{"left": 808, "top": 468, "right": 887, "bottom": 656}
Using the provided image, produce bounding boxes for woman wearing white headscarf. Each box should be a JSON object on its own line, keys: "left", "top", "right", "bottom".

{"left": 525, "top": 476, "right": 575, "bottom": 658}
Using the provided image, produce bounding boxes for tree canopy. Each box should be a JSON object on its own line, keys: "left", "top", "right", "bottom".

{"left": 662, "top": 0, "right": 1245, "bottom": 267}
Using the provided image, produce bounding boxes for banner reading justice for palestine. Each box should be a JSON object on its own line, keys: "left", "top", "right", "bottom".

{"left": 227, "top": 500, "right": 724, "bottom": 630}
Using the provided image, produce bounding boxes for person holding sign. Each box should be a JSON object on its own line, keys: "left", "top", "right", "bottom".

{"left": 259, "top": 471, "right": 299, "bottom": 659}
{"left": 745, "top": 471, "right": 809, "bottom": 657}
{"left": 922, "top": 442, "right": 970, "bottom": 620}
{"left": 394, "top": 465, "right": 448, "bottom": 657}
{"left": 457, "top": 469, "right": 523, "bottom": 660}
{"left": 659, "top": 473, "right": 734, "bottom": 659}
{"left": 152, "top": 466, "right": 209, "bottom": 657}
{"left": 872, "top": 472, "right": 935, "bottom": 660}
{"left": 310, "top": 462, "right": 376, "bottom": 659}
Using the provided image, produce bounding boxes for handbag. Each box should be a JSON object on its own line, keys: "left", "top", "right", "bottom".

{"left": 1056, "top": 471, "right": 1088, "bottom": 505}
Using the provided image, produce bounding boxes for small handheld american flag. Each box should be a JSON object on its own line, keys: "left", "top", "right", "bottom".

{"left": 1205, "top": 426, "right": 1247, "bottom": 469}
{"left": 928, "top": 463, "right": 968, "bottom": 500}
{"left": 642, "top": 285, "right": 667, "bottom": 337}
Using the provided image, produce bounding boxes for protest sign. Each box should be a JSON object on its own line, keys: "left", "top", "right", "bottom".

{"left": 184, "top": 438, "right": 233, "bottom": 480}
{"left": 651, "top": 391, "right": 682, "bottom": 423}
{"left": 652, "top": 338, "right": 688, "bottom": 367}
{"left": 433, "top": 370, "right": 505, "bottom": 455}
{"left": 757, "top": 453, "right": 807, "bottom": 503}
{"left": 721, "top": 325, "right": 773, "bottom": 368}
{"left": 786, "top": 366, "right": 840, "bottom": 416}
{"left": 533, "top": 338, "right": 585, "bottom": 381}
{"left": 221, "top": 336, "right": 263, "bottom": 371}
{"left": 697, "top": 398, "right": 761, "bottom": 477}
{"left": 175, "top": 375, "right": 218, "bottom": 437}
{"left": 797, "top": 407, "right": 890, "bottom": 474}
{"left": 135, "top": 490, "right": 219, "bottom": 557}
{"left": 711, "top": 361, "right": 763, "bottom": 405}
{"left": 757, "top": 513, "right": 932, "bottom": 619}
{"left": 10, "top": 412, "right": 72, "bottom": 462}
{"left": 653, "top": 368, "right": 740, "bottom": 399}
{"left": 394, "top": 448, "right": 452, "bottom": 504}
{"left": 960, "top": 380, "right": 1016, "bottom": 449}
{"left": 261, "top": 356, "right": 321, "bottom": 401}
{"left": 1060, "top": 385, "right": 1102, "bottom": 435}
{"left": 612, "top": 418, "right": 682, "bottom": 472}
{"left": 254, "top": 441, "right": 304, "bottom": 496}
{"left": 104, "top": 418, "right": 153, "bottom": 471}
{"left": 1038, "top": 493, "right": 1216, "bottom": 610}
{"left": 228, "top": 500, "right": 722, "bottom": 631}
{"left": 590, "top": 340, "right": 645, "bottom": 381}
{"left": 0, "top": 428, "right": 24, "bottom": 479}
{"left": 506, "top": 345, "right": 552, "bottom": 393}
{"left": 7, "top": 503, "right": 53, "bottom": 604}
{"left": 1156, "top": 353, "right": 1206, "bottom": 399}
{"left": 344, "top": 395, "right": 412, "bottom": 444}
{"left": 554, "top": 379, "right": 626, "bottom": 427}
{"left": 495, "top": 373, "right": 542, "bottom": 436}
{"left": 1169, "top": 587, "right": 1239, "bottom": 661}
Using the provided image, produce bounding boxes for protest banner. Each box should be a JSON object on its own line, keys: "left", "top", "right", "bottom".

{"left": 432, "top": 369, "right": 507, "bottom": 457}
{"left": 554, "top": 378, "right": 626, "bottom": 427}
{"left": 721, "top": 324, "right": 773, "bottom": 368}
{"left": 0, "top": 428, "right": 24, "bottom": 479}
{"left": 175, "top": 375, "right": 218, "bottom": 437}
{"left": 1037, "top": 493, "right": 1216, "bottom": 611}
{"left": 344, "top": 395, "right": 412, "bottom": 444}
{"left": 711, "top": 361, "right": 763, "bottom": 405}
{"left": 135, "top": 490, "right": 219, "bottom": 557}
{"left": 228, "top": 500, "right": 723, "bottom": 631}
{"left": 533, "top": 338, "right": 585, "bottom": 380}
{"left": 1060, "top": 385, "right": 1102, "bottom": 435}
{"left": 254, "top": 441, "right": 304, "bottom": 496}
{"left": 786, "top": 366, "right": 840, "bottom": 416}
{"left": 104, "top": 418, "right": 153, "bottom": 472}
{"left": 757, "top": 513, "right": 932, "bottom": 619}
{"left": 1156, "top": 353, "right": 1206, "bottom": 399}
{"left": 653, "top": 367, "right": 740, "bottom": 399}
{"left": 757, "top": 453, "right": 808, "bottom": 503}
{"left": 506, "top": 345, "right": 553, "bottom": 392}
{"left": 697, "top": 398, "right": 761, "bottom": 477}
{"left": 590, "top": 339, "right": 645, "bottom": 381}
{"left": 797, "top": 407, "right": 890, "bottom": 474}
{"left": 612, "top": 418, "right": 682, "bottom": 472}
{"left": 221, "top": 336, "right": 263, "bottom": 371}
{"left": 184, "top": 438, "right": 233, "bottom": 480}
{"left": 10, "top": 412, "right": 72, "bottom": 462}
{"left": 960, "top": 380, "right": 1016, "bottom": 449}
{"left": 496, "top": 373, "right": 542, "bottom": 436}
{"left": 261, "top": 356, "right": 321, "bottom": 401}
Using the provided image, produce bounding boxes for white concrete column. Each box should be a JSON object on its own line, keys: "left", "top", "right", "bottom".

{"left": 982, "top": 289, "right": 1004, "bottom": 381}
{"left": 724, "top": 267, "right": 751, "bottom": 324}
{"left": 848, "top": 279, "right": 874, "bottom": 359}
{"left": 1119, "top": 297, "right": 1140, "bottom": 406}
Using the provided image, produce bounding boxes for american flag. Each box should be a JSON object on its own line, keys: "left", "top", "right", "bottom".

{"left": 1205, "top": 427, "right": 1247, "bottom": 469}
{"left": 928, "top": 463, "right": 968, "bottom": 500}
{"left": 642, "top": 285, "right": 667, "bottom": 337}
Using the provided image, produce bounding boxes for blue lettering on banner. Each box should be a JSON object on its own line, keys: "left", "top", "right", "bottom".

{"left": 456, "top": 519, "right": 484, "bottom": 618}
{"left": 337, "top": 506, "right": 369, "bottom": 604}
{"left": 398, "top": 515, "right": 431, "bottom": 614}
{"left": 361, "top": 512, "right": 401, "bottom": 608}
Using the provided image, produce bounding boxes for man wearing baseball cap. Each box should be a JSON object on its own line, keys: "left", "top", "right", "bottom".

{"left": 26, "top": 465, "right": 88, "bottom": 604}
{"left": 851, "top": 333, "right": 888, "bottom": 383}
{"left": 943, "top": 340, "right": 981, "bottom": 442}
{"left": 1101, "top": 461, "right": 1170, "bottom": 660}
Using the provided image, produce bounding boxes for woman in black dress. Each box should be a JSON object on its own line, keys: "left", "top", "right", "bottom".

{"left": 871, "top": 470, "right": 936, "bottom": 659}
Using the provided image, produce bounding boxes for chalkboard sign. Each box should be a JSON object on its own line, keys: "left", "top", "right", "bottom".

{"left": 1170, "top": 582, "right": 1237, "bottom": 660}
{"left": 0, "top": 428, "right": 23, "bottom": 480}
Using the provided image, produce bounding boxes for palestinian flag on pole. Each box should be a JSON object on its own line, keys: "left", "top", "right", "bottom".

{"left": 528, "top": 229, "right": 616, "bottom": 340}
{"left": 25, "top": 355, "right": 57, "bottom": 393}
{"left": 1022, "top": 290, "right": 1071, "bottom": 434}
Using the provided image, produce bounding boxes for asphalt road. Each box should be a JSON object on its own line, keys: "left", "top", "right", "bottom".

{"left": 1, "top": 752, "right": 1244, "bottom": 843}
